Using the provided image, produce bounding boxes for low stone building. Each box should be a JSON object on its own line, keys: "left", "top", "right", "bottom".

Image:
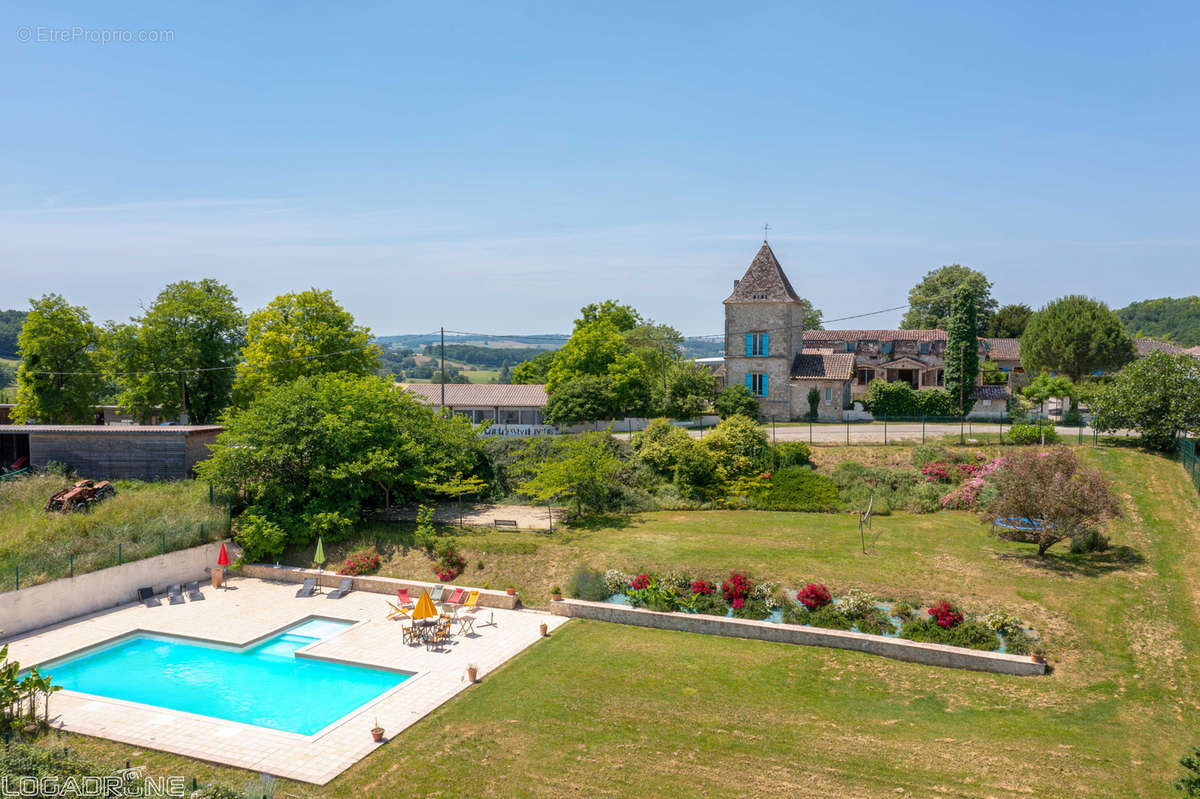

{"left": 398, "top": 383, "right": 553, "bottom": 436}
{"left": 0, "top": 425, "right": 220, "bottom": 480}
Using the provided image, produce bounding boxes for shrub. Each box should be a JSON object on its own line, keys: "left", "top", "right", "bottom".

{"left": 901, "top": 617, "right": 998, "bottom": 650}
{"left": 631, "top": 573, "right": 652, "bottom": 590}
{"left": 631, "top": 418, "right": 693, "bottom": 478}
{"left": 603, "top": 569, "right": 629, "bottom": 594}
{"left": 920, "top": 463, "right": 951, "bottom": 483}
{"left": 337, "top": 546, "right": 381, "bottom": 576}
{"left": 855, "top": 609, "right": 896, "bottom": 636}
{"left": 691, "top": 579, "right": 716, "bottom": 595}
{"left": 432, "top": 540, "right": 466, "bottom": 581}
{"left": 1007, "top": 423, "right": 1060, "bottom": 445}
{"left": 928, "top": 600, "right": 964, "bottom": 628}
{"left": 306, "top": 510, "right": 354, "bottom": 543}
{"left": 567, "top": 565, "right": 611, "bottom": 601}
{"left": 797, "top": 583, "right": 832, "bottom": 610}
{"left": 982, "top": 608, "right": 1022, "bottom": 636}
{"left": 807, "top": 605, "right": 853, "bottom": 630}
{"left": 234, "top": 513, "right": 288, "bottom": 563}
{"left": 781, "top": 602, "right": 810, "bottom": 625}
{"left": 840, "top": 588, "right": 876, "bottom": 619}
{"left": 772, "top": 441, "right": 814, "bottom": 469}
{"left": 1002, "top": 630, "right": 1034, "bottom": 656}
{"left": 910, "top": 482, "right": 944, "bottom": 513}
{"left": 721, "top": 571, "right": 754, "bottom": 610}
{"left": 692, "top": 591, "right": 728, "bottom": 616}
{"left": 1069, "top": 529, "right": 1111, "bottom": 554}
{"left": 759, "top": 466, "right": 839, "bottom": 511}
{"left": 414, "top": 504, "right": 438, "bottom": 552}
{"left": 731, "top": 598, "right": 772, "bottom": 620}
{"left": 912, "top": 444, "right": 951, "bottom": 468}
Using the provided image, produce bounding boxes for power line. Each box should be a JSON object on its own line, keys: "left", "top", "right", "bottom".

{"left": 21, "top": 344, "right": 379, "bottom": 377}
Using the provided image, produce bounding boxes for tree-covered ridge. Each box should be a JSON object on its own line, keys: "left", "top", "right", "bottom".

{"left": 1116, "top": 296, "right": 1200, "bottom": 347}
{"left": 0, "top": 310, "right": 28, "bottom": 358}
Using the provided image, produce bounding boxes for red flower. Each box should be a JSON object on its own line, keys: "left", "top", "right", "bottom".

{"left": 928, "top": 600, "right": 964, "bottom": 628}
{"left": 690, "top": 579, "right": 715, "bottom": 595}
{"left": 631, "top": 573, "right": 652, "bottom": 590}
{"left": 731, "top": 598, "right": 744, "bottom": 609}
{"left": 796, "top": 583, "right": 832, "bottom": 610}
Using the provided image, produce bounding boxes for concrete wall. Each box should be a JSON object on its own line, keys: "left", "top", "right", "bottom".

{"left": 0, "top": 540, "right": 233, "bottom": 639}
{"left": 239, "top": 563, "right": 520, "bottom": 610}
{"left": 550, "top": 598, "right": 1045, "bottom": 676}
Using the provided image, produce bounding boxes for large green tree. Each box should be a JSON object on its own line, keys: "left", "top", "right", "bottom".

{"left": 543, "top": 375, "right": 618, "bottom": 426}
{"left": 989, "top": 303, "right": 1033, "bottom": 339}
{"left": 516, "top": 431, "right": 624, "bottom": 515}
{"left": 197, "top": 373, "right": 480, "bottom": 537}
{"left": 901, "top": 265, "right": 997, "bottom": 331}
{"left": 943, "top": 284, "right": 980, "bottom": 416}
{"left": 511, "top": 350, "right": 555, "bottom": 384}
{"left": 662, "top": 360, "right": 717, "bottom": 419}
{"left": 1021, "top": 295, "right": 1135, "bottom": 383}
{"left": 713, "top": 384, "right": 759, "bottom": 420}
{"left": 233, "top": 289, "right": 379, "bottom": 405}
{"left": 546, "top": 316, "right": 653, "bottom": 419}
{"left": 11, "top": 294, "right": 101, "bottom": 424}
{"left": 101, "top": 279, "right": 245, "bottom": 424}
{"left": 1089, "top": 350, "right": 1200, "bottom": 450}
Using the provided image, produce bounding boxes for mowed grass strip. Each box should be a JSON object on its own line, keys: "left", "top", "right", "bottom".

{"left": 37, "top": 447, "right": 1200, "bottom": 797}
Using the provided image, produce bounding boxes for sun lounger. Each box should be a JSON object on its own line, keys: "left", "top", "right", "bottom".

{"left": 387, "top": 600, "right": 411, "bottom": 620}
{"left": 326, "top": 577, "right": 353, "bottom": 599}
{"left": 440, "top": 587, "right": 457, "bottom": 602}
{"left": 462, "top": 590, "right": 481, "bottom": 613}
{"left": 137, "top": 587, "right": 160, "bottom": 607}
{"left": 295, "top": 577, "right": 317, "bottom": 598}
{"left": 184, "top": 581, "right": 204, "bottom": 601}
{"left": 167, "top": 584, "right": 185, "bottom": 605}
{"left": 397, "top": 588, "right": 413, "bottom": 607}
{"left": 446, "top": 587, "right": 465, "bottom": 605}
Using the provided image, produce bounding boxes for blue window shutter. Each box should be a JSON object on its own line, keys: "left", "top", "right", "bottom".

{"left": 745, "top": 334, "right": 752, "bottom": 357}
{"left": 745, "top": 373, "right": 752, "bottom": 391}
{"left": 762, "top": 333, "right": 769, "bottom": 356}
{"left": 762, "top": 374, "right": 769, "bottom": 396}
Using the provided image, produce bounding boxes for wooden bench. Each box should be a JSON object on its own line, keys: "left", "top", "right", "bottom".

{"left": 493, "top": 519, "right": 519, "bottom": 529}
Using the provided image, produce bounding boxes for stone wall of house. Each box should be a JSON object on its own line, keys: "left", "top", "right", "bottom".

{"left": 788, "top": 380, "right": 847, "bottom": 421}
{"left": 724, "top": 301, "right": 805, "bottom": 419}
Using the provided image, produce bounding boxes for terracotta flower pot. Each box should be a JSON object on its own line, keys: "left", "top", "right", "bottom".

{"left": 211, "top": 568, "right": 223, "bottom": 589}
{"left": 371, "top": 727, "right": 385, "bottom": 743}
{"left": 467, "top": 665, "right": 478, "bottom": 683}
{"left": 551, "top": 593, "right": 562, "bottom": 602}
{"left": 539, "top": 622, "right": 548, "bottom": 637}
{"left": 506, "top": 587, "right": 516, "bottom": 596}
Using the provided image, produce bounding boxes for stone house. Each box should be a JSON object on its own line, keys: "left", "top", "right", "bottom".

{"left": 724, "top": 242, "right": 1022, "bottom": 420}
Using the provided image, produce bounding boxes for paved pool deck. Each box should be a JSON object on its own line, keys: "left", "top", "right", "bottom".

{"left": 2, "top": 575, "right": 567, "bottom": 784}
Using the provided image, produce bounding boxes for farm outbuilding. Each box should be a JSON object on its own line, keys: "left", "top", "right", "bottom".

{"left": 0, "top": 425, "right": 221, "bottom": 481}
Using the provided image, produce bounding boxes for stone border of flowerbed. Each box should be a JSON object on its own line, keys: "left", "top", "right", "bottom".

{"left": 240, "top": 563, "right": 520, "bottom": 610}
{"left": 549, "top": 598, "right": 1046, "bottom": 676}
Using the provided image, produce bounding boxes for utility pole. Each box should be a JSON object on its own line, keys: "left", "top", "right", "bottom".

{"left": 440, "top": 326, "right": 446, "bottom": 412}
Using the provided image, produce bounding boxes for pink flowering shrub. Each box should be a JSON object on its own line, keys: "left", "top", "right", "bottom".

{"left": 921, "top": 463, "right": 951, "bottom": 483}
{"left": 338, "top": 546, "right": 382, "bottom": 576}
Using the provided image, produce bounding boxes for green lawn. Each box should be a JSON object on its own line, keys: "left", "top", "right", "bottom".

{"left": 33, "top": 447, "right": 1200, "bottom": 797}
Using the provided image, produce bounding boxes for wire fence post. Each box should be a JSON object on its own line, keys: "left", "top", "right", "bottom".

{"left": 846, "top": 420, "right": 849, "bottom": 445}
{"left": 1078, "top": 423, "right": 1083, "bottom": 445}
{"left": 117, "top": 543, "right": 122, "bottom": 567}
{"left": 809, "top": 419, "right": 813, "bottom": 444}
{"left": 69, "top": 554, "right": 73, "bottom": 579}
{"left": 883, "top": 414, "right": 887, "bottom": 445}
{"left": 14, "top": 565, "right": 18, "bottom": 590}
{"left": 921, "top": 413, "right": 925, "bottom": 443}
{"left": 161, "top": 532, "right": 166, "bottom": 555}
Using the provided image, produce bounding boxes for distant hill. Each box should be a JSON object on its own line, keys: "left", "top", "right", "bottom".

{"left": 1117, "top": 297, "right": 1200, "bottom": 348}
{"left": 374, "top": 333, "right": 724, "bottom": 360}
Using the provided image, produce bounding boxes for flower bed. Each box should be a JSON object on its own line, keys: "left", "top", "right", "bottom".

{"left": 586, "top": 570, "right": 1039, "bottom": 656}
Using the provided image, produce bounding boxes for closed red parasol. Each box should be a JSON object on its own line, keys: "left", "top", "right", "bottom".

{"left": 217, "top": 542, "right": 231, "bottom": 567}
{"left": 213, "top": 541, "right": 231, "bottom": 589}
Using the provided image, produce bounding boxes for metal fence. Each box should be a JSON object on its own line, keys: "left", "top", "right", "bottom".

{"left": 1179, "top": 436, "right": 1200, "bottom": 497}
{"left": 757, "top": 416, "right": 1096, "bottom": 447}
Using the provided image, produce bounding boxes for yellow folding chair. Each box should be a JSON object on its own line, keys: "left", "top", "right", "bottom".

{"left": 387, "top": 600, "right": 411, "bottom": 620}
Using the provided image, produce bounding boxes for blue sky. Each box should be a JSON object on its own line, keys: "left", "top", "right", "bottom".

{"left": 2, "top": 1, "right": 1197, "bottom": 336}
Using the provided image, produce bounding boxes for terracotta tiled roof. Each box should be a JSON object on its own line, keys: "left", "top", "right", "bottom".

{"left": 399, "top": 383, "right": 548, "bottom": 408}
{"left": 790, "top": 352, "right": 855, "bottom": 381}
{"left": 1136, "top": 338, "right": 1190, "bottom": 357}
{"left": 972, "top": 385, "right": 1010, "bottom": 400}
{"left": 802, "top": 330, "right": 1022, "bottom": 359}
{"left": 1188, "top": 346, "right": 1200, "bottom": 358}
{"left": 804, "top": 329, "right": 948, "bottom": 342}
{"left": 724, "top": 243, "right": 802, "bottom": 304}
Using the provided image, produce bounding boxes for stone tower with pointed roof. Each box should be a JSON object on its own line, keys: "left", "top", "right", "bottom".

{"left": 723, "top": 242, "right": 807, "bottom": 419}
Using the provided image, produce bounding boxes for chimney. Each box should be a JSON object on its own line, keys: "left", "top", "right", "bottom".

{"left": 733, "top": 279, "right": 740, "bottom": 289}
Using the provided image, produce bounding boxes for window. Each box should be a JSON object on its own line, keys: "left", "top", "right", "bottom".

{"left": 824, "top": 387, "right": 833, "bottom": 403}
{"left": 918, "top": 341, "right": 931, "bottom": 354}
{"left": 936, "top": 369, "right": 945, "bottom": 386}
{"left": 845, "top": 341, "right": 856, "bottom": 353}
{"left": 881, "top": 340, "right": 893, "bottom": 355}
{"left": 744, "top": 332, "right": 769, "bottom": 357}
{"left": 856, "top": 368, "right": 874, "bottom": 386}
{"left": 745, "top": 373, "right": 768, "bottom": 397}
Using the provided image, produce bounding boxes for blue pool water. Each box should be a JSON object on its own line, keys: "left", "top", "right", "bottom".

{"left": 41, "top": 619, "right": 410, "bottom": 735}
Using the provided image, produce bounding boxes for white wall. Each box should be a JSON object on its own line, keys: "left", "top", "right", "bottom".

{"left": 0, "top": 540, "right": 236, "bottom": 639}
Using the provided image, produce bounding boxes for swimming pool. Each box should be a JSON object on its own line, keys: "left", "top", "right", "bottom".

{"left": 39, "top": 618, "right": 411, "bottom": 735}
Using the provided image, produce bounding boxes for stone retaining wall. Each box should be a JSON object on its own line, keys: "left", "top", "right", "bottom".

{"left": 240, "top": 563, "right": 520, "bottom": 610}
{"left": 550, "top": 598, "right": 1045, "bottom": 676}
{"left": 1, "top": 540, "right": 234, "bottom": 639}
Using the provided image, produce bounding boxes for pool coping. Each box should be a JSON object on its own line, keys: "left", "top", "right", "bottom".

{"left": 28, "top": 613, "right": 427, "bottom": 741}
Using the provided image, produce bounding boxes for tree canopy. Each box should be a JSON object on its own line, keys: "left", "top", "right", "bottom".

{"left": 988, "top": 303, "right": 1033, "bottom": 339}
{"left": 11, "top": 294, "right": 101, "bottom": 424}
{"left": 233, "top": 289, "right": 379, "bottom": 405}
{"left": 0, "top": 310, "right": 28, "bottom": 359}
{"left": 1116, "top": 296, "right": 1200, "bottom": 348}
{"left": 901, "top": 265, "right": 997, "bottom": 331}
{"left": 943, "top": 284, "right": 980, "bottom": 415}
{"left": 1020, "top": 295, "right": 1135, "bottom": 382}
{"left": 515, "top": 431, "right": 624, "bottom": 515}
{"left": 1089, "top": 350, "right": 1200, "bottom": 450}
{"left": 101, "top": 279, "right": 245, "bottom": 424}
{"left": 511, "top": 350, "right": 555, "bottom": 384}
{"left": 197, "top": 373, "right": 480, "bottom": 538}
{"left": 714, "top": 384, "right": 759, "bottom": 420}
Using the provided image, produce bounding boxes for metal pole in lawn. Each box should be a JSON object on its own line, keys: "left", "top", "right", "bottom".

{"left": 883, "top": 414, "right": 887, "bottom": 445}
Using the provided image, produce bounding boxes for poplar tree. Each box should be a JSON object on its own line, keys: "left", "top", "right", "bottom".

{"left": 944, "top": 284, "right": 979, "bottom": 416}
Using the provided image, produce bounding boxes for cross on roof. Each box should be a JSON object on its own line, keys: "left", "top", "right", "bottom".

{"left": 762, "top": 223, "right": 770, "bottom": 241}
